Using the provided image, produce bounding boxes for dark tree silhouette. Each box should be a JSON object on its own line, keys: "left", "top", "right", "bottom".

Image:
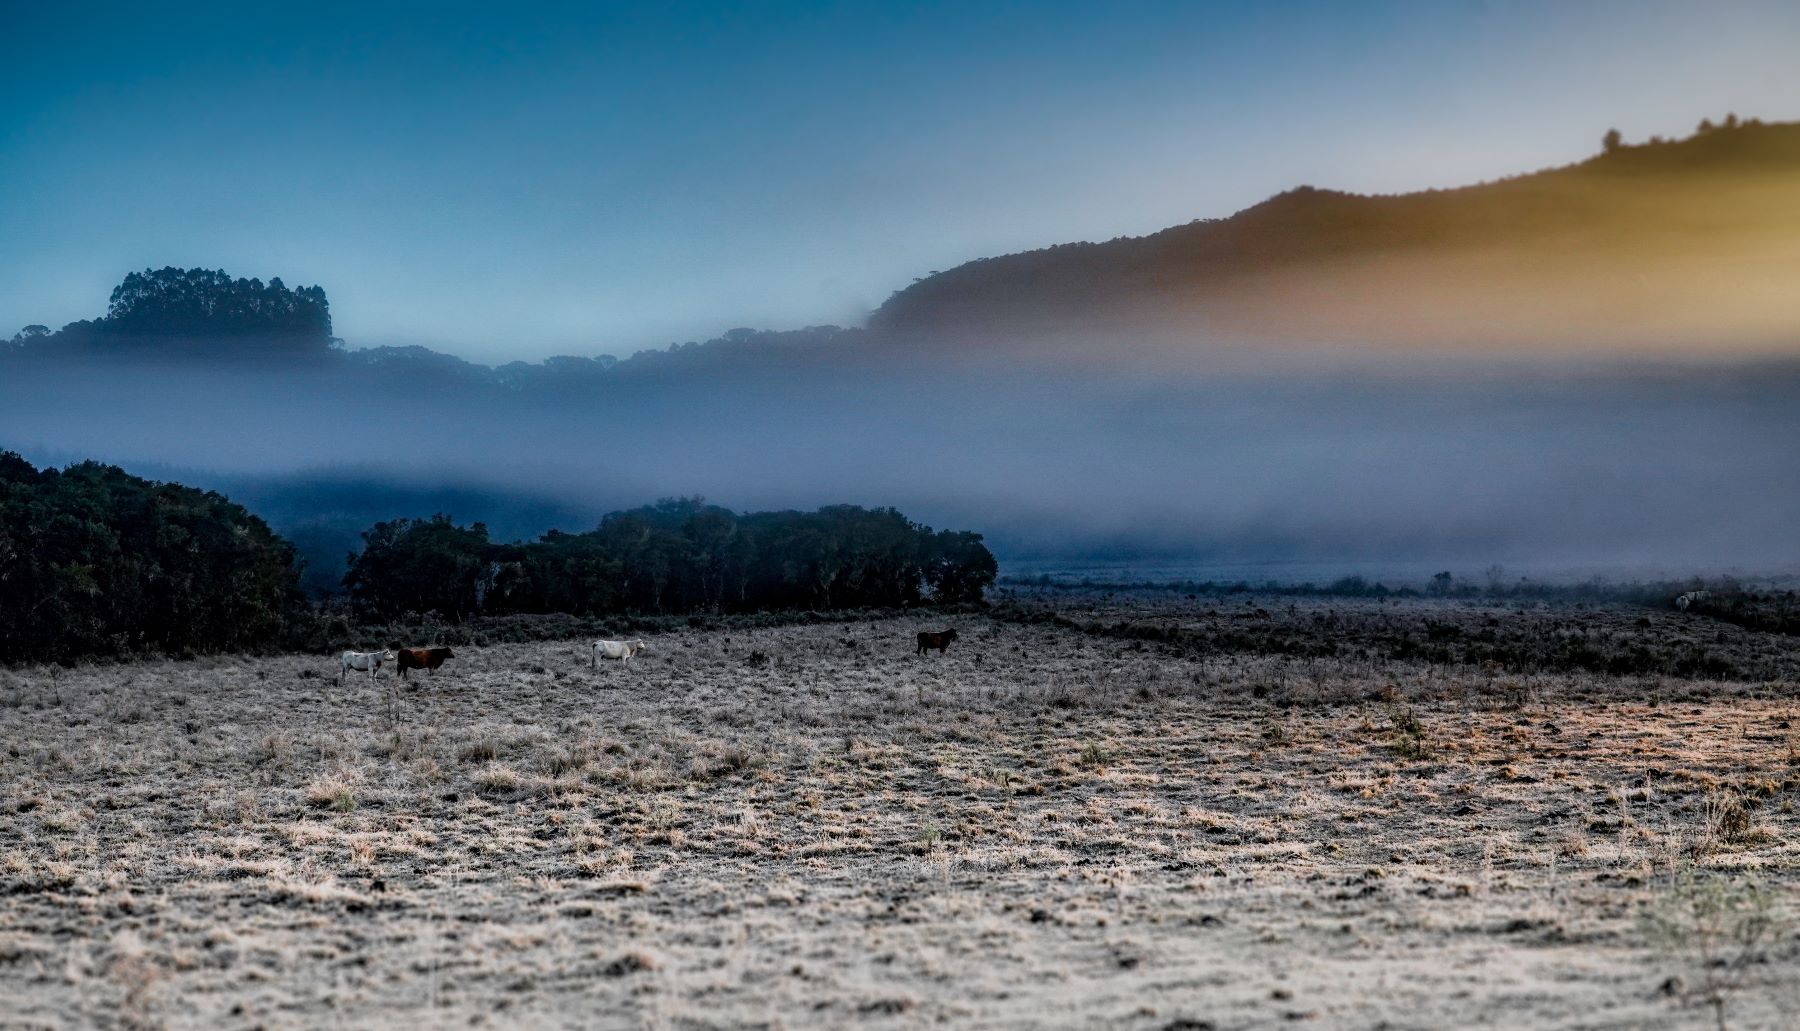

{"left": 6, "top": 267, "right": 334, "bottom": 360}
{"left": 343, "top": 516, "right": 491, "bottom": 622}
{"left": 342, "top": 501, "right": 997, "bottom": 622}
{"left": 105, "top": 267, "right": 331, "bottom": 341}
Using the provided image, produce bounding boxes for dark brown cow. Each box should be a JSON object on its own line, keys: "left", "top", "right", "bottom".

{"left": 915, "top": 629, "right": 958, "bottom": 655}
{"left": 395, "top": 646, "right": 455, "bottom": 679}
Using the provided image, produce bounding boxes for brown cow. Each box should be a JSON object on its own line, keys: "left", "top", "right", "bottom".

{"left": 915, "top": 629, "right": 957, "bottom": 655}
{"left": 395, "top": 646, "right": 455, "bottom": 680}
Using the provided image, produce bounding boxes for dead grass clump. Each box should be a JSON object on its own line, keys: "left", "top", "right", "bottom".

{"left": 601, "top": 950, "right": 661, "bottom": 976}
{"left": 690, "top": 740, "right": 769, "bottom": 781}
{"left": 38, "top": 807, "right": 86, "bottom": 834}
{"left": 252, "top": 732, "right": 290, "bottom": 766}
{"left": 304, "top": 771, "right": 356, "bottom": 813}
{"left": 1697, "top": 788, "right": 1774, "bottom": 852}
{"left": 266, "top": 873, "right": 368, "bottom": 908}
{"left": 459, "top": 738, "right": 501, "bottom": 763}
{"left": 475, "top": 764, "right": 520, "bottom": 793}
{"left": 545, "top": 742, "right": 596, "bottom": 777}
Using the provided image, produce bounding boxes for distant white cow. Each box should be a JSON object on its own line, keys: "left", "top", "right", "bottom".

{"left": 340, "top": 649, "right": 396, "bottom": 683}
{"left": 592, "top": 639, "right": 647, "bottom": 667}
{"left": 1675, "top": 590, "right": 1712, "bottom": 612}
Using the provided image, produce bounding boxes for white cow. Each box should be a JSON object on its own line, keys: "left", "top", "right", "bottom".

{"left": 592, "top": 639, "right": 647, "bottom": 667}
{"left": 1675, "top": 590, "right": 1712, "bottom": 612}
{"left": 340, "top": 649, "right": 396, "bottom": 683}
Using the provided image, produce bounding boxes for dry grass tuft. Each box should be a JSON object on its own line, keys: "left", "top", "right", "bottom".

{"left": 304, "top": 771, "right": 356, "bottom": 812}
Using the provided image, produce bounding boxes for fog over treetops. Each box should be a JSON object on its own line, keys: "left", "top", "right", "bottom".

{"left": 5, "top": 120, "right": 1799, "bottom": 588}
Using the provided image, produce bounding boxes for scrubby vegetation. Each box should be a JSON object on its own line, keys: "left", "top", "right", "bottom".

{"left": 1688, "top": 590, "right": 1800, "bottom": 638}
{"left": 994, "top": 580, "right": 1800, "bottom": 681}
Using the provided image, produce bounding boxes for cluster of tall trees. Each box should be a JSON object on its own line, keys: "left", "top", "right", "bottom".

{"left": 0, "top": 454, "right": 306, "bottom": 662}
{"left": 343, "top": 499, "right": 997, "bottom": 623}
{"left": 11, "top": 267, "right": 333, "bottom": 358}
{"left": 104, "top": 267, "right": 332, "bottom": 340}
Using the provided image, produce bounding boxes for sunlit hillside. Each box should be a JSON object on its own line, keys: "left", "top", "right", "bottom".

{"left": 874, "top": 119, "right": 1800, "bottom": 355}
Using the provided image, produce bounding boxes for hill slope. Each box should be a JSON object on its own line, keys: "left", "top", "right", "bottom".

{"left": 872, "top": 120, "right": 1800, "bottom": 352}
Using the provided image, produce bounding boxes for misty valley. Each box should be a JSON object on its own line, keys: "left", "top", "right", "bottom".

{"left": 5, "top": 94, "right": 1800, "bottom": 1029}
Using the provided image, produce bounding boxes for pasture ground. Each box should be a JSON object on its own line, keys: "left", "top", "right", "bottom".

{"left": 2, "top": 596, "right": 1798, "bottom": 1029}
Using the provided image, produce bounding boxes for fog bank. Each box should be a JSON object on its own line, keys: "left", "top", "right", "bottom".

{"left": 5, "top": 343, "right": 1796, "bottom": 589}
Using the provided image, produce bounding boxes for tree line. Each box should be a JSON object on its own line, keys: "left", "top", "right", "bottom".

{"left": 0, "top": 455, "right": 997, "bottom": 663}
{"left": 343, "top": 499, "right": 996, "bottom": 623}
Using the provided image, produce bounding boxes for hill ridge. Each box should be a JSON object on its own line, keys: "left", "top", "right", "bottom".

{"left": 870, "top": 118, "right": 1800, "bottom": 349}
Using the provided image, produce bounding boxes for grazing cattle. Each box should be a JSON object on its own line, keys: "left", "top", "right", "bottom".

{"left": 339, "top": 649, "right": 395, "bottom": 683}
{"left": 592, "top": 639, "right": 647, "bottom": 667}
{"left": 1675, "top": 590, "right": 1711, "bottom": 612}
{"left": 916, "top": 628, "right": 958, "bottom": 655}
{"left": 395, "top": 646, "right": 455, "bottom": 679}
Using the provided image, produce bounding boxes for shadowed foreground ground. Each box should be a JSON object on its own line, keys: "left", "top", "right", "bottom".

{"left": 2, "top": 600, "right": 1797, "bottom": 1028}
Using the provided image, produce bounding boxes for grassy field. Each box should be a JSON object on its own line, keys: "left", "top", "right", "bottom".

{"left": 2, "top": 595, "right": 1797, "bottom": 1028}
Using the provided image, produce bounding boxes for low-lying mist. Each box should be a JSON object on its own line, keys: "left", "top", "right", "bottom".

{"left": 4, "top": 340, "right": 1797, "bottom": 589}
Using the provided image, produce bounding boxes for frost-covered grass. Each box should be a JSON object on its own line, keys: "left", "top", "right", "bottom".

{"left": 1, "top": 603, "right": 1797, "bottom": 1028}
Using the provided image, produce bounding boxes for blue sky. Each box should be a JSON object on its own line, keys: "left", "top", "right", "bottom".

{"left": 3, "top": 1, "right": 1798, "bottom": 362}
